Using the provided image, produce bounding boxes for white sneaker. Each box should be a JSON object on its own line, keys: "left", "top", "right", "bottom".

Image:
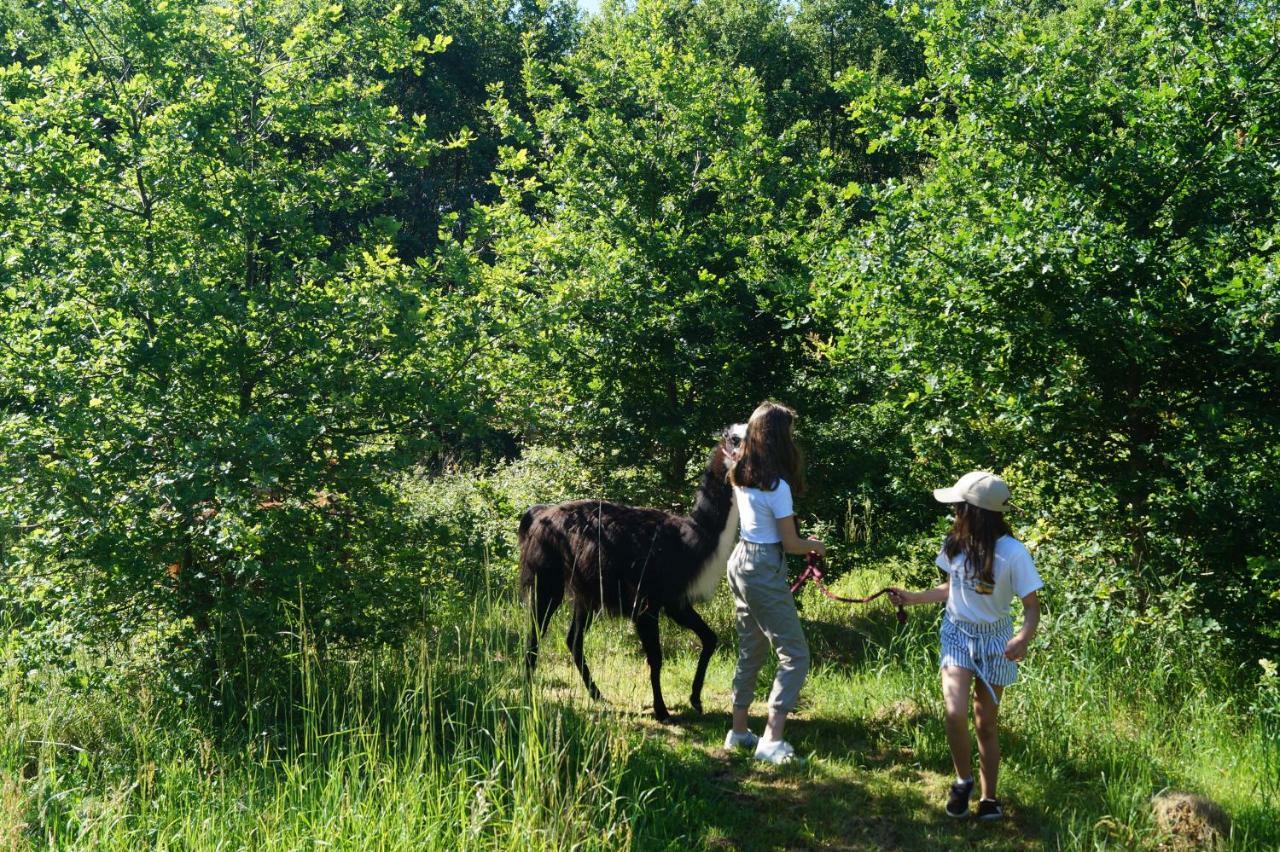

{"left": 723, "top": 729, "right": 759, "bottom": 750}
{"left": 753, "top": 738, "right": 796, "bottom": 764}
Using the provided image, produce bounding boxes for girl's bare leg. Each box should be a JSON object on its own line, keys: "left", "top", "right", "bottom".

{"left": 973, "top": 679, "right": 1003, "bottom": 800}
{"left": 765, "top": 710, "right": 788, "bottom": 741}
{"left": 941, "top": 667, "right": 974, "bottom": 780}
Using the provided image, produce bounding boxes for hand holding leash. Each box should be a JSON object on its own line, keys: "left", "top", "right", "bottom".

{"left": 792, "top": 552, "right": 907, "bottom": 625}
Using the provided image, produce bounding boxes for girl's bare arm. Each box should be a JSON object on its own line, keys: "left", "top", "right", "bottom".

{"left": 779, "top": 515, "right": 825, "bottom": 557}
{"left": 887, "top": 582, "right": 948, "bottom": 606}
{"left": 1005, "top": 591, "right": 1040, "bottom": 661}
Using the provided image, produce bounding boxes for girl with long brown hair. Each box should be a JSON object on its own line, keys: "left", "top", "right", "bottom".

{"left": 889, "top": 472, "right": 1042, "bottom": 820}
{"left": 722, "top": 401, "right": 826, "bottom": 764}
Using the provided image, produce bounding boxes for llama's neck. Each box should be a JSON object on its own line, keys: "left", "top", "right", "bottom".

{"left": 686, "top": 500, "right": 738, "bottom": 602}
{"left": 684, "top": 454, "right": 738, "bottom": 602}
{"left": 688, "top": 453, "right": 733, "bottom": 534}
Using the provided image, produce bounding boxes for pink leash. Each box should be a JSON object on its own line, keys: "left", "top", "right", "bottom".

{"left": 791, "top": 552, "right": 907, "bottom": 624}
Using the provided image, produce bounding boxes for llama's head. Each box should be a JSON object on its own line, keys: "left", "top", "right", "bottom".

{"left": 713, "top": 423, "right": 747, "bottom": 475}
{"left": 724, "top": 423, "right": 746, "bottom": 457}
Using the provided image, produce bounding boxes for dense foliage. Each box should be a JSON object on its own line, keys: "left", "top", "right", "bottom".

{"left": 0, "top": 0, "right": 501, "bottom": 684}
{"left": 814, "top": 0, "right": 1280, "bottom": 653}
{"left": 469, "top": 1, "right": 821, "bottom": 484}
{"left": 2, "top": 0, "right": 1278, "bottom": 690}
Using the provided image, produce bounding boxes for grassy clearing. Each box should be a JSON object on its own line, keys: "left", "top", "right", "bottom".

{"left": 560, "top": 596, "right": 1278, "bottom": 850}
{"left": 1, "top": 565, "right": 1276, "bottom": 850}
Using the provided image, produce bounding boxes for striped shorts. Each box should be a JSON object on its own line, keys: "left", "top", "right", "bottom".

{"left": 940, "top": 613, "right": 1017, "bottom": 688}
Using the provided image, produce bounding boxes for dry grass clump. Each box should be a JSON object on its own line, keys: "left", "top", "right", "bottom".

{"left": 0, "top": 777, "right": 28, "bottom": 850}
{"left": 870, "top": 698, "right": 923, "bottom": 726}
{"left": 1151, "top": 791, "right": 1230, "bottom": 849}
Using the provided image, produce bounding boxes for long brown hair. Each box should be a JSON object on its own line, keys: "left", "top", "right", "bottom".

{"left": 944, "top": 502, "right": 1012, "bottom": 586}
{"left": 729, "top": 401, "right": 805, "bottom": 496}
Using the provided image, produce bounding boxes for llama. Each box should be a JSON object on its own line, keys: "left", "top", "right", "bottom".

{"left": 518, "top": 426, "right": 744, "bottom": 721}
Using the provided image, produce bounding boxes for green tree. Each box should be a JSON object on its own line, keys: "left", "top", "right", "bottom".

{"left": 468, "top": 0, "right": 819, "bottom": 486}
{"left": 816, "top": 0, "right": 1280, "bottom": 653}
{"left": 0, "top": 0, "right": 483, "bottom": 685}
{"left": 683, "top": 0, "right": 926, "bottom": 181}
{"left": 788, "top": 0, "right": 925, "bottom": 182}
{"left": 369, "top": 0, "right": 582, "bottom": 262}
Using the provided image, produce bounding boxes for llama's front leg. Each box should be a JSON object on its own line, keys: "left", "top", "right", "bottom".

{"left": 666, "top": 603, "right": 718, "bottom": 715}
{"left": 634, "top": 611, "right": 670, "bottom": 722}
{"left": 566, "top": 603, "right": 603, "bottom": 701}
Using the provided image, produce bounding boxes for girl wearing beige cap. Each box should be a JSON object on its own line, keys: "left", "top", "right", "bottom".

{"left": 889, "top": 471, "right": 1042, "bottom": 821}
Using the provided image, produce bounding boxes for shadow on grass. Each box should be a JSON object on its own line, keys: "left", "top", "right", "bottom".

{"left": 554, "top": 674, "right": 1265, "bottom": 850}
{"left": 609, "top": 707, "right": 1046, "bottom": 850}
{"left": 802, "top": 614, "right": 889, "bottom": 670}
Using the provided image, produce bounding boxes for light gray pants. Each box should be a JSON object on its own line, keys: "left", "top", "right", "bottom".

{"left": 727, "top": 540, "right": 810, "bottom": 713}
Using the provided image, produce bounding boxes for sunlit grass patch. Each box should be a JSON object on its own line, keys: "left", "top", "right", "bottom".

{"left": 2, "top": 565, "right": 1276, "bottom": 850}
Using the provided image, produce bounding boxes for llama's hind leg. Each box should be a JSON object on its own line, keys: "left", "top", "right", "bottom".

{"left": 634, "top": 611, "right": 670, "bottom": 722}
{"left": 665, "top": 603, "right": 718, "bottom": 715}
{"left": 526, "top": 578, "right": 563, "bottom": 675}
{"left": 566, "top": 603, "right": 603, "bottom": 701}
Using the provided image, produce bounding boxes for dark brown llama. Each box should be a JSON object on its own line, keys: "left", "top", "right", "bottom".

{"left": 518, "top": 426, "right": 744, "bottom": 721}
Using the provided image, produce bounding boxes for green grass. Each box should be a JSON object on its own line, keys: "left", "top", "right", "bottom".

{"left": 2, "top": 565, "right": 1277, "bottom": 850}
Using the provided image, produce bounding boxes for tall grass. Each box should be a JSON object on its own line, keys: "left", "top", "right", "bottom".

{"left": 2, "top": 561, "right": 1277, "bottom": 850}
{"left": 1, "top": 599, "right": 651, "bottom": 850}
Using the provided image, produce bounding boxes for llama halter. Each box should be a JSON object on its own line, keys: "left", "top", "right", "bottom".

{"left": 791, "top": 552, "right": 908, "bottom": 624}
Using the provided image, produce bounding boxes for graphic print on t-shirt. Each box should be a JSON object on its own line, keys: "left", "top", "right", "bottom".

{"left": 941, "top": 559, "right": 994, "bottom": 595}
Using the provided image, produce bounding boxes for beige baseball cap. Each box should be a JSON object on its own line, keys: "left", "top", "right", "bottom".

{"left": 933, "top": 471, "right": 1018, "bottom": 513}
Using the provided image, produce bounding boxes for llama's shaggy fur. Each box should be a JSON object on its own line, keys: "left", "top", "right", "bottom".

{"left": 518, "top": 427, "right": 742, "bottom": 721}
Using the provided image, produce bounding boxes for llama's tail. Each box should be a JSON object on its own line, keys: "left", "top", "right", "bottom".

{"left": 517, "top": 504, "right": 559, "bottom": 601}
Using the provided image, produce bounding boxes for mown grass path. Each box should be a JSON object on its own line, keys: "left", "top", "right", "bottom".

{"left": 528, "top": 572, "right": 1278, "bottom": 850}
{"left": 536, "top": 627, "right": 1040, "bottom": 849}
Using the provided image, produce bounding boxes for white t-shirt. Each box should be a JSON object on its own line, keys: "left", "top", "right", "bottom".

{"left": 733, "top": 479, "right": 794, "bottom": 544}
{"left": 937, "top": 535, "right": 1043, "bottom": 624}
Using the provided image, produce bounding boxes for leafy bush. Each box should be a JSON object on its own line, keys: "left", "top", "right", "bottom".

{"left": 808, "top": 0, "right": 1280, "bottom": 661}
{"left": 0, "top": 0, "right": 484, "bottom": 687}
